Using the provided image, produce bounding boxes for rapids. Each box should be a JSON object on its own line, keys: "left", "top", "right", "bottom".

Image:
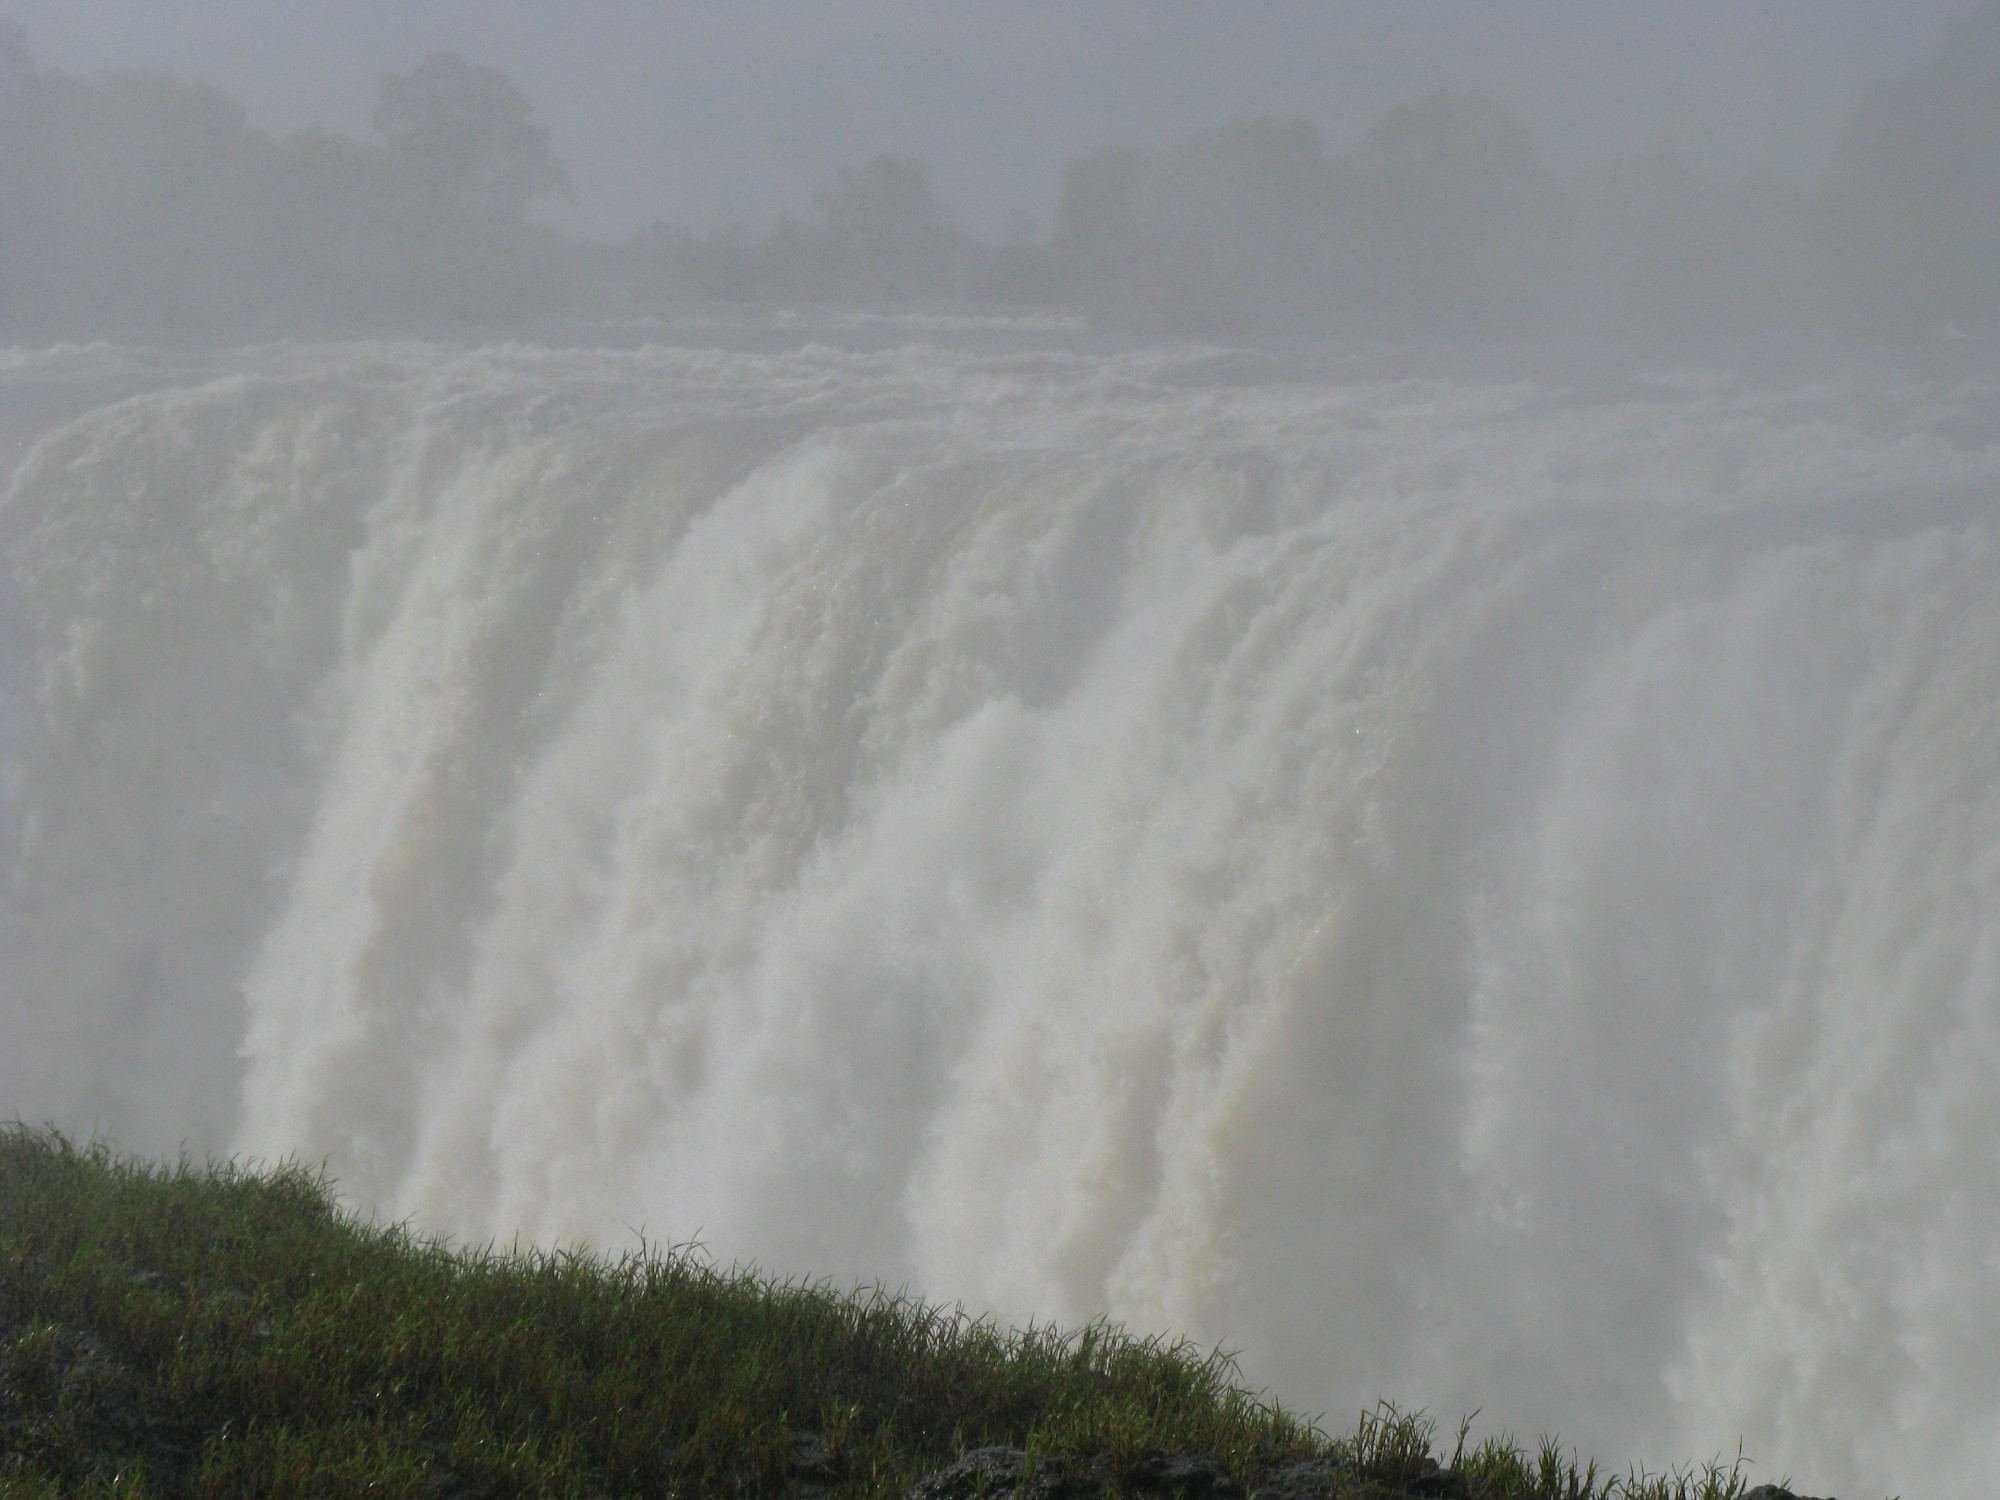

{"left": 3, "top": 330, "right": 1997, "bottom": 1494}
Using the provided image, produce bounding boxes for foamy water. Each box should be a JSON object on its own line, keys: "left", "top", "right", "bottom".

{"left": 4, "top": 332, "right": 1996, "bottom": 1495}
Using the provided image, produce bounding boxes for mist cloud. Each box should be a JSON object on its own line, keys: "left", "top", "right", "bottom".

{"left": 5, "top": 5, "right": 1998, "bottom": 345}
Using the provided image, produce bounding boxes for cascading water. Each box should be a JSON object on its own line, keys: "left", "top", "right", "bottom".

{"left": 3, "top": 331, "right": 1996, "bottom": 1496}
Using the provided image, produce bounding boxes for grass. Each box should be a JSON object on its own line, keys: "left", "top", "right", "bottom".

{"left": 0, "top": 1125, "right": 1764, "bottom": 1499}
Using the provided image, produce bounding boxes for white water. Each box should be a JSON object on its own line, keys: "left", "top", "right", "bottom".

{"left": 3, "top": 332, "right": 1997, "bottom": 1496}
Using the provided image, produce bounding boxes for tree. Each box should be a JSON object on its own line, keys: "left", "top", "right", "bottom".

{"left": 1570, "top": 153, "right": 1813, "bottom": 339}
{"left": 1349, "top": 92, "right": 1572, "bottom": 335}
{"left": 0, "top": 66, "right": 267, "bottom": 336}
{"left": 1819, "top": 0, "right": 2000, "bottom": 334}
{"left": 373, "top": 52, "right": 568, "bottom": 219}
{"left": 0, "top": 15, "right": 31, "bottom": 95}
{"left": 1052, "top": 119, "right": 1348, "bottom": 335}
{"left": 804, "top": 154, "right": 965, "bottom": 302}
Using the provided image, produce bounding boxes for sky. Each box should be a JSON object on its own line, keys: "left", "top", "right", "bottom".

{"left": 4, "top": 1, "right": 1989, "bottom": 242}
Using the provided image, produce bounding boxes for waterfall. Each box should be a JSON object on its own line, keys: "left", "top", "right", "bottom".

{"left": 4, "top": 333, "right": 1997, "bottom": 1495}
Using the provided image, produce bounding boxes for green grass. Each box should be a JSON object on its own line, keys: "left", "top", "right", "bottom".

{"left": 0, "top": 1125, "right": 1762, "bottom": 1499}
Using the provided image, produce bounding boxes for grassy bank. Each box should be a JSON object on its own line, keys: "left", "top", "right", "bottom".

{"left": 0, "top": 1126, "right": 1758, "bottom": 1499}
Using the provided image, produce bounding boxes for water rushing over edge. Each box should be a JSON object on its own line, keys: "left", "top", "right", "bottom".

{"left": 3, "top": 336, "right": 1997, "bottom": 1495}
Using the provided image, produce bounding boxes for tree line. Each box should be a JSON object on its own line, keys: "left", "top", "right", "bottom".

{"left": 3, "top": 5, "right": 1997, "bottom": 344}
{"left": 0, "top": 35, "right": 569, "bottom": 338}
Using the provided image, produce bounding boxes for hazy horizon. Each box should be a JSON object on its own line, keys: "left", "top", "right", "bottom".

{"left": 5, "top": 0, "right": 1989, "bottom": 241}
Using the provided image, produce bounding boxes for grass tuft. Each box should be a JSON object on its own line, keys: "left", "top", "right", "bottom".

{"left": 0, "top": 1126, "right": 1766, "bottom": 1498}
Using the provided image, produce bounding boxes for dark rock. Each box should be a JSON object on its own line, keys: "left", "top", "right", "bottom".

{"left": 1126, "top": 1450, "right": 1242, "bottom": 1496}
{"left": 1247, "top": 1459, "right": 1345, "bottom": 1499}
{"left": 1743, "top": 1488, "right": 1836, "bottom": 1500}
{"left": 905, "top": 1445, "right": 1092, "bottom": 1499}
{"left": 907, "top": 1445, "right": 1256, "bottom": 1500}
{"left": 205, "top": 1286, "right": 274, "bottom": 1342}
{"left": 1402, "top": 1456, "right": 1468, "bottom": 1498}
{"left": 130, "top": 1269, "right": 189, "bottom": 1299}
{"left": 129, "top": 1270, "right": 272, "bottom": 1341}
{"left": 791, "top": 1430, "right": 842, "bottom": 1480}
{"left": 0, "top": 1322, "right": 193, "bottom": 1493}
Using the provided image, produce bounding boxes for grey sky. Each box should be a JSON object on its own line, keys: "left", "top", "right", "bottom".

{"left": 5, "top": 1, "right": 1987, "bottom": 242}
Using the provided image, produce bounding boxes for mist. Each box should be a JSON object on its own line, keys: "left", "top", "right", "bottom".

{"left": 4, "top": 2, "right": 2000, "bottom": 340}
{"left": 4, "top": 8, "right": 2000, "bottom": 1499}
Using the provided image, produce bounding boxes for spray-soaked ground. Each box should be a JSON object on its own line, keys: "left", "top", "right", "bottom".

{"left": 3, "top": 330, "right": 1997, "bottom": 1496}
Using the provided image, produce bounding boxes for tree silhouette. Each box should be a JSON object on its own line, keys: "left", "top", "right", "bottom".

{"left": 1053, "top": 118, "right": 1346, "bottom": 335}
{"left": 806, "top": 154, "right": 964, "bottom": 301}
{"left": 1820, "top": 0, "right": 2000, "bottom": 333}
{"left": 373, "top": 52, "right": 569, "bottom": 219}
{"left": 0, "top": 15, "right": 31, "bottom": 95}
{"left": 1350, "top": 92, "right": 1570, "bottom": 335}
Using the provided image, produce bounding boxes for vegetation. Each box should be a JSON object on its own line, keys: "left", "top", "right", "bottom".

{"left": 0, "top": 1126, "right": 1776, "bottom": 1499}
{"left": 606, "top": 0, "right": 2000, "bottom": 347}
{"left": 3, "top": 1, "right": 2000, "bottom": 342}
{"left": 0, "top": 37, "right": 569, "bottom": 338}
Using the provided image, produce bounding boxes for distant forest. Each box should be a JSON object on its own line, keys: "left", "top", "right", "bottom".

{"left": 2, "top": 5, "right": 1997, "bottom": 344}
